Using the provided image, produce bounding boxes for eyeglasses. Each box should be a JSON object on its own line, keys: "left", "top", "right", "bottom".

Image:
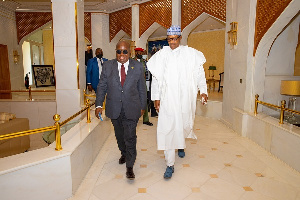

{"left": 166, "top": 36, "right": 181, "bottom": 42}
{"left": 116, "top": 50, "right": 128, "bottom": 54}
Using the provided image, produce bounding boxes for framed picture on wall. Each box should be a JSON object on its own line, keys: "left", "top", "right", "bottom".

{"left": 148, "top": 39, "right": 168, "bottom": 58}
{"left": 32, "top": 65, "right": 55, "bottom": 87}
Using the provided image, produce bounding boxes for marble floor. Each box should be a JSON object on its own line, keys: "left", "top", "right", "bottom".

{"left": 67, "top": 115, "right": 300, "bottom": 200}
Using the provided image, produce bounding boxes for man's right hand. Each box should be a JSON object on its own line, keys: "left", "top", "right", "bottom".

{"left": 95, "top": 107, "right": 103, "bottom": 119}
{"left": 154, "top": 100, "right": 160, "bottom": 112}
{"left": 87, "top": 85, "right": 93, "bottom": 92}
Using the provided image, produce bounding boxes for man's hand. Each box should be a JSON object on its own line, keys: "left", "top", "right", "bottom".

{"left": 154, "top": 100, "right": 160, "bottom": 112}
{"left": 141, "top": 110, "right": 145, "bottom": 116}
{"left": 95, "top": 107, "right": 103, "bottom": 119}
{"left": 200, "top": 93, "right": 208, "bottom": 105}
{"left": 87, "top": 85, "right": 93, "bottom": 92}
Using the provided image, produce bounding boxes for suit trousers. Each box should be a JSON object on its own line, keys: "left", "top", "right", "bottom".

{"left": 111, "top": 107, "right": 138, "bottom": 168}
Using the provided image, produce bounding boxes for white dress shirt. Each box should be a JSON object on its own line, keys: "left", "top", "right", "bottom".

{"left": 117, "top": 60, "right": 129, "bottom": 81}
{"left": 97, "top": 58, "right": 103, "bottom": 79}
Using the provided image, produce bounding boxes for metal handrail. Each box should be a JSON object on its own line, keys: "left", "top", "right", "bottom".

{"left": 0, "top": 98, "right": 94, "bottom": 151}
{"left": 254, "top": 94, "right": 300, "bottom": 124}
{"left": 0, "top": 126, "right": 56, "bottom": 140}
{"left": 0, "top": 87, "right": 55, "bottom": 100}
{"left": 83, "top": 89, "right": 96, "bottom": 104}
{"left": 61, "top": 100, "right": 95, "bottom": 126}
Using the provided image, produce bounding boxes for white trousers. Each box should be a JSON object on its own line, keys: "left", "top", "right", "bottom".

{"left": 164, "top": 149, "right": 175, "bottom": 166}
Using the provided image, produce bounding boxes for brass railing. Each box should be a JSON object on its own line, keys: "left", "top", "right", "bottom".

{"left": 0, "top": 87, "right": 55, "bottom": 100}
{"left": 254, "top": 94, "right": 300, "bottom": 124}
{"left": 0, "top": 98, "right": 95, "bottom": 151}
{"left": 83, "top": 89, "right": 96, "bottom": 104}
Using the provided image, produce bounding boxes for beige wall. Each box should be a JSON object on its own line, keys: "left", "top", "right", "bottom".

{"left": 294, "top": 31, "right": 300, "bottom": 76}
{"left": 43, "top": 30, "right": 54, "bottom": 66}
{"left": 187, "top": 30, "right": 225, "bottom": 80}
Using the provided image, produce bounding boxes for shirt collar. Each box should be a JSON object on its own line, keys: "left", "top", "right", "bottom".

{"left": 117, "top": 60, "right": 129, "bottom": 71}
{"left": 170, "top": 45, "right": 182, "bottom": 52}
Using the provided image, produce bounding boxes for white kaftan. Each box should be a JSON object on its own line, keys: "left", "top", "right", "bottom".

{"left": 147, "top": 45, "right": 207, "bottom": 150}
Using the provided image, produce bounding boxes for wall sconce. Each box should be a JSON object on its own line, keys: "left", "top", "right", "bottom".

{"left": 227, "top": 22, "right": 238, "bottom": 47}
{"left": 13, "top": 50, "right": 20, "bottom": 64}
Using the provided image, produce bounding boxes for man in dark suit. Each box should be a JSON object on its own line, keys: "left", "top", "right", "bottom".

{"left": 86, "top": 48, "right": 108, "bottom": 92}
{"left": 95, "top": 41, "right": 147, "bottom": 180}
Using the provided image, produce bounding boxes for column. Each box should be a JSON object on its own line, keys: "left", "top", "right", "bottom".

{"left": 52, "top": 0, "right": 84, "bottom": 121}
{"left": 132, "top": 4, "right": 139, "bottom": 50}
{"left": 172, "top": 0, "right": 181, "bottom": 26}
{"left": 91, "top": 13, "right": 112, "bottom": 59}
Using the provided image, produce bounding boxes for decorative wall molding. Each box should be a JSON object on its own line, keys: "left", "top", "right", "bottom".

{"left": 16, "top": 12, "right": 52, "bottom": 44}
{"left": 181, "top": 0, "right": 226, "bottom": 30}
{"left": 139, "top": 0, "right": 172, "bottom": 37}
{"left": 84, "top": 12, "right": 92, "bottom": 43}
{"left": 16, "top": 12, "right": 92, "bottom": 44}
{"left": 254, "top": 0, "right": 292, "bottom": 56}
{"left": 109, "top": 7, "right": 131, "bottom": 41}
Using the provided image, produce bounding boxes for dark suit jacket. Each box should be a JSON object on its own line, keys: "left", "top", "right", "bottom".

{"left": 96, "top": 59, "right": 147, "bottom": 120}
{"left": 86, "top": 57, "right": 108, "bottom": 91}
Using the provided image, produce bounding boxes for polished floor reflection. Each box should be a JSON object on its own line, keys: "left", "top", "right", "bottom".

{"left": 68, "top": 115, "right": 300, "bottom": 200}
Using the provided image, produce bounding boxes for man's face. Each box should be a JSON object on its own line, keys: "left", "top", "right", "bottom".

{"left": 135, "top": 50, "right": 143, "bottom": 59}
{"left": 95, "top": 49, "right": 103, "bottom": 56}
{"left": 167, "top": 35, "right": 181, "bottom": 50}
{"left": 116, "top": 42, "right": 130, "bottom": 64}
{"left": 135, "top": 51, "right": 142, "bottom": 56}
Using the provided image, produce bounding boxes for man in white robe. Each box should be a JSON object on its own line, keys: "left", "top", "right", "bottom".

{"left": 147, "top": 25, "right": 208, "bottom": 179}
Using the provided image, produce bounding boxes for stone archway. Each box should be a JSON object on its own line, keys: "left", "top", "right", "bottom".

{"left": 138, "top": 22, "right": 165, "bottom": 51}
{"left": 252, "top": 0, "right": 300, "bottom": 111}
{"left": 181, "top": 13, "right": 225, "bottom": 45}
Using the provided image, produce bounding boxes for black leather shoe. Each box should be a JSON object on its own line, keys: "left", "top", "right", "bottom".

{"left": 126, "top": 167, "right": 135, "bottom": 180}
{"left": 119, "top": 155, "right": 126, "bottom": 164}
{"left": 143, "top": 121, "right": 153, "bottom": 126}
{"left": 151, "top": 113, "right": 158, "bottom": 117}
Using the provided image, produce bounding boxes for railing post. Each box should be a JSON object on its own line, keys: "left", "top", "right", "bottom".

{"left": 53, "top": 114, "right": 63, "bottom": 151}
{"left": 279, "top": 100, "right": 286, "bottom": 124}
{"left": 29, "top": 86, "right": 32, "bottom": 100}
{"left": 83, "top": 89, "right": 86, "bottom": 104}
{"left": 254, "top": 94, "right": 259, "bottom": 116}
{"left": 86, "top": 99, "right": 91, "bottom": 123}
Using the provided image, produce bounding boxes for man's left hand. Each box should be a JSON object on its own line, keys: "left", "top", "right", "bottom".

{"left": 141, "top": 110, "right": 145, "bottom": 116}
{"left": 87, "top": 85, "right": 93, "bottom": 92}
{"left": 200, "top": 93, "right": 208, "bottom": 105}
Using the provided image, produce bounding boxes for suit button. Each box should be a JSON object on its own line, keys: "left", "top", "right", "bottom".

{"left": 122, "top": 91, "right": 123, "bottom": 93}
{"left": 120, "top": 100, "right": 122, "bottom": 102}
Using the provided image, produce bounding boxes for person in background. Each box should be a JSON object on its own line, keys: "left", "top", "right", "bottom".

{"left": 85, "top": 44, "right": 93, "bottom": 66}
{"left": 86, "top": 48, "right": 108, "bottom": 92}
{"left": 134, "top": 47, "right": 154, "bottom": 126}
{"left": 147, "top": 25, "right": 208, "bottom": 179}
{"left": 95, "top": 41, "right": 147, "bottom": 180}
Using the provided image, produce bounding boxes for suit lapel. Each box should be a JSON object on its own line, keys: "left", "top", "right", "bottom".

{"left": 112, "top": 60, "right": 122, "bottom": 88}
